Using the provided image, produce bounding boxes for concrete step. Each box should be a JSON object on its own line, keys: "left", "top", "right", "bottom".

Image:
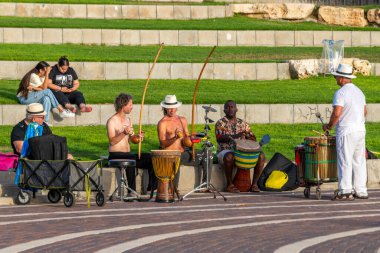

{"left": 1, "top": 61, "right": 379, "bottom": 81}
{"left": 1, "top": 159, "right": 379, "bottom": 205}
{"left": 1, "top": 103, "right": 380, "bottom": 126}
{"left": 0, "top": 3, "right": 227, "bottom": 20}
{"left": 1, "top": 28, "right": 379, "bottom": 47}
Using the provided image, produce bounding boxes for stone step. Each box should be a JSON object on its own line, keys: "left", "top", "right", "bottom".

{"left": 1, "top": 61, "right": 379, "bottom": 81}
{"left": 1, "top": 159, "right": 379, "bottom": 206}
{"left": 0, "top": 3, "right": 227, "bottom": 20}
{"left": 1, "top": 28, "right": 379, "bottom": 47}
{"left": 1, "top": 103, "right": 380, "bottom": 126}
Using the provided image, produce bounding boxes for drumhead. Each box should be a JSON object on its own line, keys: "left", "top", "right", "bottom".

{"left": 151, "top": 150, "right": 181, "bottom": 157}
{"left": 235, "top": 139, "right": 261, "bottom": 152}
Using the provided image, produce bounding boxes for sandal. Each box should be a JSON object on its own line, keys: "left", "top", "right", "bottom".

{"left": 250, "top": 185, "right": 260, "bottom": 193}
{"left": 80, "top": 106, "right": 92, "bottom": 113}
{"left": 331, "top": 193, "right": 355, "bottom": 201}
{"left": 226, "top": 184, "right": 240, "bottom": 193}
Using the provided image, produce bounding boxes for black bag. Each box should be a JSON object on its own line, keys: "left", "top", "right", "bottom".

{"left": 258, "top": 153, "right": 299, "bottom": 191}
{"left": 28, "top": 134, "right": 68, "bottom": 160}
{"left": 366, "top": 148, "right": 378, "bottom": 159}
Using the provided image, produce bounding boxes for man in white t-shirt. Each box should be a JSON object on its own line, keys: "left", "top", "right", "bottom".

{"left": 323, "top": 64, "right": 368, "bottom": 201}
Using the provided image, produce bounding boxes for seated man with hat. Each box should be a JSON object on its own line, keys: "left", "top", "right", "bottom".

{"left": 215, "top": 100, "right": 265, "bottom": 193}
{"left": 157, "top": 95, "right": 192, "bottom": 156}
{"left": 11, "top": 103, "right": 73, "bottom": 159}
{"left": 157, "top": 95, "right": 193, "bottom": 186}
{"left": 11, "top": 103, "right": 52, "bottom": 155}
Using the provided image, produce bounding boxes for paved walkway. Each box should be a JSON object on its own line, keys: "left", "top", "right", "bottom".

{"left": 1, "top": 189, "right": 379, "bottom": 252}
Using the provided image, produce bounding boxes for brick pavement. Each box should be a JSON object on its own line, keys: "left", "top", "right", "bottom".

{"left": 0, "top": 189, "right": 379, "bottom": 252}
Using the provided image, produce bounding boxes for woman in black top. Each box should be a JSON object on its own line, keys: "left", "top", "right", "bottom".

{"left": 48, "top": 56, "right": 92, "bottom": 113}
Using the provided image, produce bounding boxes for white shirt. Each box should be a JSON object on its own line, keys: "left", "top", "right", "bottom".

{"left": 29, "top": 73, "right": 45, "bottom": 87}
{"left": 332, "top": 83, "right": 366, "bottom": 136}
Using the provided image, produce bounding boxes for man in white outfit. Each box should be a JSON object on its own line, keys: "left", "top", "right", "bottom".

{"left": 323, "top": 64, "right": 368, "bottom": 200}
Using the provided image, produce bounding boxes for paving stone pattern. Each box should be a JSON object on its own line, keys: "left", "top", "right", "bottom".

{"left": 0, "top": 189, "right": 379, "bottom": 252}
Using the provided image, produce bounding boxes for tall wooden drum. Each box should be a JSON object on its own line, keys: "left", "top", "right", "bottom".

{"left": 151, "top": 150, "right": 181, "bottom": 203}
{"left": 233, "top": 139, "right": 261, "bottom": 192}
{"left": 304, "top": 136, "right": 337, "bottom": 182}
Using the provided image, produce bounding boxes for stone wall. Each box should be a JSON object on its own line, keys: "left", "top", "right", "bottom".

{"left": 1, "top": 103, "right": 380, "bottom": 126}
{"left": 0, "top": 3, "right": 227, "bottom": 20}
{"left": 1, "top": 28, "right": 379, "bottom": 47}
{"left": 1, "top": 61, "right": 379, "bottom": 81}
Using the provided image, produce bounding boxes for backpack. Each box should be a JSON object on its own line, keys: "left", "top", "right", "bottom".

{"left": 258, "top": 153, "right": 299, "bottom": 191}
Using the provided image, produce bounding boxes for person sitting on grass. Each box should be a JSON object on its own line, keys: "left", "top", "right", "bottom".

{"left": 17, "top": 61, "right": 75, "bottom": 124}
{"left": 48, "top": 56, "right": 92, "bottom": 114}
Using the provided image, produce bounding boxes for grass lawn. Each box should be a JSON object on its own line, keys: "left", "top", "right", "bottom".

{"left": 1, "top": 15, "right": 379, "bottom": 31}
{"left": 1, "top": 44, "right": 379, "bottom": 63}
{"left": 1, "top": 123, "right": 379, "bottom": 160}
{"left": 1, "top": 77, "right": 380, "bottom": 105}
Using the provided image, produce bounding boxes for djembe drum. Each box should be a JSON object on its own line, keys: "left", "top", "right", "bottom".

{"left": 304, "top": 136, "right": 337, "bottom": 182}
{"left": 233, "top": 139, "right": 261, "bottom": 192}
{"left": 151, "top": 150, "right": 181, "bottom": 203}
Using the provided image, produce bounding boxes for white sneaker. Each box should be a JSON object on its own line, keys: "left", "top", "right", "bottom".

{"left": 60, "top": 109, "right": 75, "bottom": 118}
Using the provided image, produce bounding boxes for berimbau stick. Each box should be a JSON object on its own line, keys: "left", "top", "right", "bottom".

{"left": 191, "top": 46, "right": 216, "bottom": 160}
{"left": 138, "top": 43, "right": 164, "bottom": 159}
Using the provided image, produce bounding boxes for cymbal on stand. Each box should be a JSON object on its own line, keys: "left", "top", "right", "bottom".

{"left": 202, "top": 105, "right": 217, "bottom": 112}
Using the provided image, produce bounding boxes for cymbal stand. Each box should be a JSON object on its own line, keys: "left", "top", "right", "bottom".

{"left": 181, "top": 109, "right": 227, "bottom": 201}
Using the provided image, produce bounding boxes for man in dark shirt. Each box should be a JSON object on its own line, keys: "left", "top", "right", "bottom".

{"left": 48, "top": 56, "right": 92, "bottom": 114}
{"left": 11, "top": 103, "right": 52, "bottom": 155}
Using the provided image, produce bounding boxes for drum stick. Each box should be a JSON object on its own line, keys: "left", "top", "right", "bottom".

{"left": 138, "top": 43, "right": 164, "bottom": 159}
{"left": 312, "top": 130, "right": 325, "bottom": 136}
{"left": 315, "top": 112, "right": 329, "bottom": 136}
{"left": 191, "top": 46, "right": 216, "bottom": 161}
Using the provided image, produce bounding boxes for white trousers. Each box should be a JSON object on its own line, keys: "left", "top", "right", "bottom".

{"left": 336, "top": 131, "right": 367, "bottom": 195}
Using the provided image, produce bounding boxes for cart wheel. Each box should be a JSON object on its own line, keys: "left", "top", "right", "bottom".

{"left": 316, "top": 188, "right": 322, "bottom": 200}
{"left": 304, "top": 188, "right": 310, "bottom": 198}
{"left": 16, "top": 191, "right": 31, "bottom": 205}
{"left": 47, "top": 190, "right": 62, "bottom": 203}
{"left": 63, "top": 192, "right": 75, "bottom": 207}
{"left": 96, "top": 192, "right": 105, "bottom": 207}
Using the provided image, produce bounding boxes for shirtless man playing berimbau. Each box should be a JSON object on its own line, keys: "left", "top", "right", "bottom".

{"left": 106, "top": 93, "right": 156, "bottom": 192}
{"left": 157, "top": 95, "right": 193, "bottom": 187}
{"left": 157, "top": 95, "right": 190, "bottom": 152}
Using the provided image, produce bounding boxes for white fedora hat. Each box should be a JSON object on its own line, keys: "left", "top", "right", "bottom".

{"left": 160, "top": 95, "right": 182, "bottom": 109}
{"left": 26, "top": 103, "right": 47, "bottom": 116}
{"left": 331, "top": 63, "right": 356, "bottom": 79}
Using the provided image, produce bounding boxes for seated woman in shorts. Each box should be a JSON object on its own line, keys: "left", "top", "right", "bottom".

{"left": 48, "top": 56, "right": 92, "bottom": 113}
{"left": 17, "top": 61, "right": 75, "bottom": 124}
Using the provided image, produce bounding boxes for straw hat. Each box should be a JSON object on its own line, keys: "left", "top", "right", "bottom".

{"left": 331, "top": 64, "right": 356, "bottom": 79}
{"left": 26, "top": 103, "right": 46, "bottom": 116}
{"left": 160, "top": 95, "right": 182, "bottom": 109}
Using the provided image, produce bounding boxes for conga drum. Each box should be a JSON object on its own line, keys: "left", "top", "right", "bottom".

{"left": 233, "top": 139, "right": 261, "bottom": 192}
{"left": 151, "top": 150, "right": 181, "bottom": 203}
{"left": 304, "top": 136, "right": 337, "bottom": 182}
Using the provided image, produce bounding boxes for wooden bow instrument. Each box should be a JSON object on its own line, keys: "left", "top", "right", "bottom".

{"left": 138, "top": 43, "right": 164, "bottom": 159}
{"left": 191, "top": 46, "right": 216, "bottom": 160}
